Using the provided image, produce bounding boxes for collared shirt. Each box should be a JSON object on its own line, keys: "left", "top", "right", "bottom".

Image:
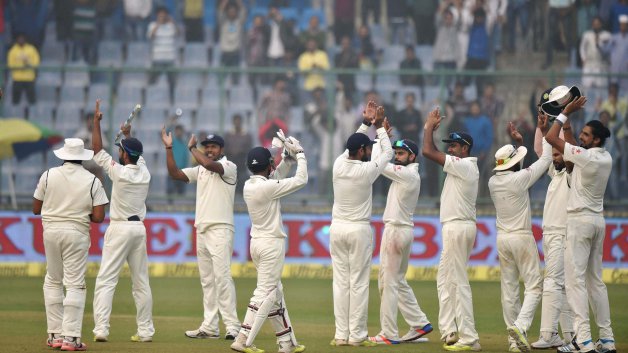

{"left": 563, "top": 142, "right": 612, "bottom": 214}
{"left": 34, "top": 163, "right": 109, "bottom": 233}
{"left": 440, "top": 155, "right": 479, "bottom": 223}
{"left": 93, "top": 150, "right": 150, "bottom": 221}
{"left": 182, "top": 156, "right": 237, "bottom": 229}
{"left": 489, "top": 139, "right": 552, "bottom": 233}
{"left": 7, "top": 43, "right": 40, "bottom": 82}
{"left": 297, "top": 49, "right": 330, "bottom": 91}
{"left": 382, "top": 162, "right": 420, "bottom": 227}
{"left": 332, "top": 125, "right": 393, "bottom": 224}
{"left": 147, "top": 21, "right": 177, "bottom": 62}
{"left": 542, "top": 164, "right": 571, "bottom": 234}
{"left": 244, "top": 154, "right": 308, "bottom": 238}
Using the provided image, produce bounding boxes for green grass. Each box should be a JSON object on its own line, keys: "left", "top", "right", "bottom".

{"left": 0, "top": 277, "right": 626, "bottom": 352}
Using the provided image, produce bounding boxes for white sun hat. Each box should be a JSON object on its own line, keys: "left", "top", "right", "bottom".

{"left": 53, "top": 138, "right": 94, "bottom": 161}
{"left": 541, "top": 85, "right": 581, "bottom": 117}
{"left": 493, "top": 144, "right": 528, "bottom": 171}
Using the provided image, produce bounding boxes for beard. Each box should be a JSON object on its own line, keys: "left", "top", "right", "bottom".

{"left": 361, "top": 155, "right": 370, "bottom": 162}
{"left": 553, "top": 161, "right": 565, "bottom": 171}
{"left": 118, "top": 157, "right": 126, "bottom": 165}
{"left": 394, "top": 159, "right": 409, "bottom": 166}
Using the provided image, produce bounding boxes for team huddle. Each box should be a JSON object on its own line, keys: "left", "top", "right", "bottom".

{"left": 34, "top": 84, "right": 616, "bottom": 353}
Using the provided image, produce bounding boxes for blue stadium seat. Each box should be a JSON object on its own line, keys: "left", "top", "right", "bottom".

{"left": 246, "top": 6, "right": 268, "bottom": 29}
{"left": 174, "top": 86, "right": 200, "bottom": 110}
{"left": 117, "top": 85, "right": 144, "bottom": 106}
{"left": 37, "top": 71, "right": 64, "bottom": 86}
{"left": 182, "top": 43, "right": 209, "bottom": 67}
{"left": 125, "top": 42, "right": 151, "bottom": 67}
{"left": 280, "top": 7, "right": 299, "bottom": 23}
{"left": 97, "top": 41, "right": 123, "bottom": 67}
{"left": 177, "top": 72, "right": 206, "bottom": 90}
{"left": 3, "top": 104, "right": 27, "bottom": 118}
{"left": 40, "top": 42, "right": 66, "bottom": 66}
{"left": 55, "top": 105, "right": 84, "bottom": 130}
{"left": 35, "top": 83, "right": 58, "bottom": 104}
{"left": 64, "top": 61, "right": 90, "bottom": 87}
{"left": 145, "top": 85, "right": 171, "bottom": 108}
{"left": 59, "top": 86, "right": 86, "bottom": 107}
{"left": 86, "top": 84, "right": 112, "bottom": 110}
{"left": 30, "top": 102, "right": 56, "bottom": 127}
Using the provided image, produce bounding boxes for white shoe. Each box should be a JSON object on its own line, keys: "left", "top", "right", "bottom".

{"left": 556, "top": 340, "right": 596, "bottom": 353}
{"left": 184, "top": 328, "right": 219, "bottom": 339}
{"left": 367, "top": 334, "right": 400, "bottom": 345}
{"left": 531, "top": 334, "right": 563, "bottom": 349}
{"left": 230, "top": 333, "right": 264, "bottom": 353}
{"left": 278, "top": 341, "right": 306, "bottom": 353}
{"left": 508, "top": 324, "right": 530, "bottom": 353}
{"left": 596, "top": 339, "right": 616, "bottom": 353}
{"left": 441, "top": 332, "right": 459, "bottom": 345}
{"left": 130, "top": 333, "right": 152, "bottom": 342}
{"left": 329, "top": 338, "right": 348, "bottom": 346}
{"left": 401, "top": 323, "right": 433, "bottom": 342}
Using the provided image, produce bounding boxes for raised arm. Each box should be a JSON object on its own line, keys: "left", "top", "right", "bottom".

{"left": 161, "top": 126, "right": 190, "bottom": 182}
{"left": 92, "top": 99, "right": 104, "bottom": 154}
{"left": 562, "top": 118, "right": 578, "bottom": 146}
{"left": 546, "top": 96, "right": 587, "bottom": 154}
{"left": 187, "top": 135, "right": 226, "bottom": 175}
{"left": 422, "top": 107, "right": 446, "bottom": 166}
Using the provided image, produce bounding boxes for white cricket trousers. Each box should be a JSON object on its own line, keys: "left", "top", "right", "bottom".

{"left": 196, "top": 225, "right": 240, "bottom": 335}
{"left": 437, "top": 221, "right": 479, "bottom": 345}
{"left": 564, "top": 214, "right": 614, "bottom": 344}
{"left": 330, "top": 222, "right": 373, "bottom": 343}
{"left": 43, "top": 226, "right": 90, "bottom": 338}
{"left": 496, "top": 231, "right": 543, "bottom": 335}
{"left": 93, "top": 222, "right": 154, "bottom": 338}
{"left": 378, "top": 224, "right": 430, "bottom": 340}
{"left": 539, "top": 232, "right": 574, "bottom": 339}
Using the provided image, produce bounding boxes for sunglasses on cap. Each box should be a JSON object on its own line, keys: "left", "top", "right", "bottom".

{"left": 393, "top": 140, "right": 413, "bottom": 153}
{"left": 448, "top": 132, "right": 471, "bottom": 146}
{"left": 495, "top": 145, "right": 518, "bottom": 167}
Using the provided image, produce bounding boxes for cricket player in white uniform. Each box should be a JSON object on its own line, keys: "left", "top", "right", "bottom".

{"left": 161, "top": 129, "right": 241, "bottom": 340}
{"left": 422, "top": 108, "right": 481, "bottom": 352}
{"left": 545, "top": 97, "right": 616, "bottom": 353}
{"left": 90, "top": 101, "right": 155, "bottom": 343}
{"left": 367, "top": 136, "right": 433, "bottom": 345}
{"left": 231, "top": 140, "right": 308, "bottom": 353}
{"left": 330, "top": 102, "right": 392, "bottom": 347}
{"left": 488, "top": 118, "right": 553, "bottom": 353}
{"left": 530, "top": 98, "right": 575, "bottom": 350}
{"left": 34, "top": 138, "right": 109, "bottom": 352}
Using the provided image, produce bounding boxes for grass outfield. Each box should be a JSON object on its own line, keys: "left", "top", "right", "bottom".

{"left": 0, "top": 277, "right": 625, "bottom": 353}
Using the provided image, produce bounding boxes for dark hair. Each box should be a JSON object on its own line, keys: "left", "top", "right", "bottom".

{"left": 156, "top": 6, "right": 169, "bottom": 14}
{"left": 586, "top": 120, "right": 611, "bottom": 146}
{"left": 128, "top": 154, "right": 140, "bottom": 164}
{"left": 405, "top": 45, "right": 415, "bottom": 52}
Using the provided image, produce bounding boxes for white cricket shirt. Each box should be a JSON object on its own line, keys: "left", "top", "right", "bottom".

{"left": 34, "top": 162, "right": 109, "bottom": 233}
{"left": 382, "top": 162, "right": 420, "bottom": 227}
{"left": 332, "top": 127, "right": 393, "bottom": 224}
{"left": 488, "top": 139, "right": 552, "bottom": 233}
{"left": 244, "top": 153, "right": 308, "bottom": 238}
{"left": 563, "top": 142, "right": 612, "bottom": 215}
{"left": 182, "top": 157, "right": 237, "bottom": 229}
{"left": 542, "top": 164, "right": 571, "bottom": 234}
{"left": 440, "top": 155, "right": 479, "bottom": 223}
{"left": 93, "top": 150, "right": 150, "bottom": 221}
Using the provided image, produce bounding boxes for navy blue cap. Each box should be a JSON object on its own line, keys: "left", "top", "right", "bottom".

{"left": 115, "top": 137, "right": 143, "bottom": 157}
{"left": 442, "top": 132, "right": 473, "bottom": 148}
{"left": 247, "top": 146, "right": 273, "bottom": 172}
{"left": 393, "top": 139, "right": 419, "bottom": 156}
{"left": 346, "top": 133, "right": 375, "bottom": 151}
{"left": 200, "top": 134, "right": 225, "bottom": 147}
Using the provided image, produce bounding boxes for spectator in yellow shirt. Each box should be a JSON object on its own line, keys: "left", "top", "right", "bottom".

{"left": 297, "top": 39, "right": 330, "bottom": 91}
{"left": 7, "top": 33, "right": 40, "bottom": 105}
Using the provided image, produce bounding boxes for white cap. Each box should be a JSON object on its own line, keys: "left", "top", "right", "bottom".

{"left": 53, "top": 138, "right": 94, "bottom": 161}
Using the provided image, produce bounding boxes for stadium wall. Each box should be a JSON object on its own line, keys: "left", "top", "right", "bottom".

{"left": 1, "top": 211, "right": 627, "bottom": 283}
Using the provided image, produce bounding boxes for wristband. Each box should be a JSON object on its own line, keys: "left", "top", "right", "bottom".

{"left": 362, "top": 119, "right": 372, "bottom": 127}
{"left": 189, "top": 145, "right": 196, "bottom": 152}
{"left": 165, "top": 146, "right": 172, "bottom": 149}
{"left": 556, "top": 114, "right": 568, "bottom": 124}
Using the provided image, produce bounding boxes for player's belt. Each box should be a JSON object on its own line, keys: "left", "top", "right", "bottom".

{"left": 127, "top": 215, "right": 140, "bottom": 221}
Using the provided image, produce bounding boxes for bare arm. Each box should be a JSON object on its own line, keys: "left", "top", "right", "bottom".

{"left": 32, "top": 198, "right": 43, "bottom": 215}
{"left": 187, "top": 135, "right": 225, "bottom": 174}
{"left": 90, "top": 204, "right": 106, "bottom": 223}
{"left": 562, "top": 118, "right": 578, "bottom": 145}
{"left": 508, "top": 121, "right": 524, "bottom": 147}
{"left": 422, "top": 107, "right": 446, "bottom": 166}
{"left": 161, "top": 126, "right": 190, "bottom": 182}
{"left": 546, "top": 97, "right": 587, "bottom": 154}
{"left": 92, "top": 99, "right": 103, "bottom": 154}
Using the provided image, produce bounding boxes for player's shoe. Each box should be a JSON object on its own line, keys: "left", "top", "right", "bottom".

{"left": 329, "top": 338, "right": 349, "bottom": 346}
{"left": 230, "top": 333, "right": 265, "bottom": 353}
{"left": 368, "top": 334, "right": 401, "bottom": 345}
{"left": 441, "top": 332, "right": 459, "bottom": 345}
{"left": 348, "top": 338, "right": 377, "bottom": 347}
{"left": 130, "top": 334, "right": 152, "bottom": 342}
{"left": 92, "top": 334, "right": 108, "bottom": 342}
{"left": 509, "top": 343, "right": 521, "bottom": 352}
{"left": 60, "top": 337, "right": 87, "bottom": 351}
{"left": 185, "top": 328, "right": 219, "bottom": 339}
{"left": 225, "top": 330, "right": 239, "bottom": 340}
{"left": 278, "top": 341, "right": 306, "bottom": 353}
{"left": 531, "top": 334, "right": 563, "bottom": 349}
{"left": 442, "top": 341, "right": 482, "bottom": 351}
{"left": 595, "top": 339, "right": 616, "bottom": 353}
{"left": 508, "top": 324, "right": 531, "bottom": 353}
{"left": 47, "top": 334, "right": 63, "bottom": 349}
{"left": 401, "top": 323, "right": 433, "bottom": 342}
{"left": 556, "top": 338, "right": 595, "bottom": 353}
